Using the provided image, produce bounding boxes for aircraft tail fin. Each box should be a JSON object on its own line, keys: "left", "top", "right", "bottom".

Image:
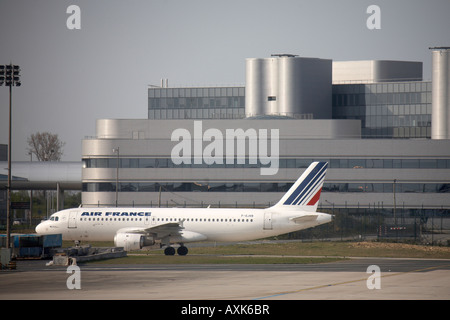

{"left": 273, "top": 161, "right": 328, "bottom": 212}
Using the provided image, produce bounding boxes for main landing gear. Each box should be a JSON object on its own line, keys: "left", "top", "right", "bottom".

{"left": 164, "top": 244, "right": 188, "bottom": 256}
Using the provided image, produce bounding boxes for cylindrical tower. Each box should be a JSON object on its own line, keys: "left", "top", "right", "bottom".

{"left": 431, "top": 47, "right": 450, "bottom": 139}
{"left": 245, "top": 54, "right": 331, "bottom": 119}
{"left": 245, "top": 58, "right": 278, "bottom": 117}
{"left": 278, "top": 56, "right": 301, "bottom": 116}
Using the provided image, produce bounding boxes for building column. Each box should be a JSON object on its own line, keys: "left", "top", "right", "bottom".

{"left": 56, "top": 182, "right": 64, "bottom": 212}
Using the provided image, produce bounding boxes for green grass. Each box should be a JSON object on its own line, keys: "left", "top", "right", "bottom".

{"left": 86, "top": 240, "right": 450, "bottom": 265}
{"left": 141, "top": 241, "right": 450, "bottom": 259}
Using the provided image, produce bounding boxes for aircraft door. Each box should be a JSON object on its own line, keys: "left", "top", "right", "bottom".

{"left": 264, "top": 212, "right": 273, "bottom": 230}
{"left": 68, "top": 211, "right": 78, "bottom": 228}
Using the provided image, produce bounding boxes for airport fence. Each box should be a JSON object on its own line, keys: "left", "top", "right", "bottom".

{"left": 290, "top": 206, "right": 450, "bottom": 245}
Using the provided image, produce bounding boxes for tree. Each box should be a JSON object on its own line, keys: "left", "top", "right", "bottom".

{"left": 27, "top": 132, "right": 65, "bottom": 161}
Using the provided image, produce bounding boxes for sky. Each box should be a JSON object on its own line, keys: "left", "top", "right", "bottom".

{"left": 0, "top": 0, "right": 449, "bottom": 161}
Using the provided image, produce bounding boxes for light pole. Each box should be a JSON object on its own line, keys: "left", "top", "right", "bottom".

{"left": 0, "top": 63, "right": 21, "bottom": 250}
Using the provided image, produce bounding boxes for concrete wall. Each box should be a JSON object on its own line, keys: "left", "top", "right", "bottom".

{"left": 333, "top": 60, "right": 422, "bottom": 84}
{"left": 82, "top": 119, "right": 450, "bottom": 209}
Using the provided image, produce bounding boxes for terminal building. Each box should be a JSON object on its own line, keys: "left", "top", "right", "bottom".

{"left": 82, "top": 48, "right": 450, "bottom": 225}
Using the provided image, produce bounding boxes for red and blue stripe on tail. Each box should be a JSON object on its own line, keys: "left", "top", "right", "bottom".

{"left": 274, "top": 162, "right": 328, "bottom": 211}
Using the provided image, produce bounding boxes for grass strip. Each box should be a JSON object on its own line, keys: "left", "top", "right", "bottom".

{"left": 75, "top": 240, "right": 450, "bottom": 265}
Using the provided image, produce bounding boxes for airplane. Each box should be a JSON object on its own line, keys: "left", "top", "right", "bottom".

{"left": 36, "top": 162, "right": 332, "bottom": 255}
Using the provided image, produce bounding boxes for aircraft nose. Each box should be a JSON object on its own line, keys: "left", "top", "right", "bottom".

{"left": 35, "top": 223, "right": 45, "bottom": 234}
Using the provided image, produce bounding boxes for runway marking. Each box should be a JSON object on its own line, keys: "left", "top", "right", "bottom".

{"left": 254, "top": 263, "right": 450, "bottom": 300}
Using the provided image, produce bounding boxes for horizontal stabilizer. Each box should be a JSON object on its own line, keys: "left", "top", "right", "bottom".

{"left": 289, "top": 214, "right": 319, "bottom": 224}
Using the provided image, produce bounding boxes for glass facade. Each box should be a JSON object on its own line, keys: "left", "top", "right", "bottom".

{"left": 148, "top": 81, "right": 432, "bottom": 139}
{"left": 83, "top": 157, "right": 450, "bottom": 170}
{"left": 82, "top": 182, "right": 450, "bottom": 194}
{"left": 332, "top": 81, "right": 432, "bottom": 138}
{"left": 148, "top": 86, "right": 245, "bottom": 119}
{"left": 83, "top": 156, "right": 450, "bottom": 195}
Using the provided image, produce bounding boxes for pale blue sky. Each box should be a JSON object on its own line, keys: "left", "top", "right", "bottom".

{"left": 0, "top": 0, "right": 449, "bottom": 160}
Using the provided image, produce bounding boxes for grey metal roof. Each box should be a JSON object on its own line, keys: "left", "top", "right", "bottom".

{"left": 0, "top": 161, "right": 82, "bottom": 190}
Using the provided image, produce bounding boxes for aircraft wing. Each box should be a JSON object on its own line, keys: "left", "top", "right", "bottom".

{"left": 289, "top": 214, "right": 319, "bottom": 224}
{"left": 117, "top": 222, "right": 184, "bottom": 239}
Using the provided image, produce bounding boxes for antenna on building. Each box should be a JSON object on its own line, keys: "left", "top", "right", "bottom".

{"left": 271, "top": 54, "right": 299, "bottom": 58}
{"left": 159, "top": 78, "right": 169, "bottom": 88}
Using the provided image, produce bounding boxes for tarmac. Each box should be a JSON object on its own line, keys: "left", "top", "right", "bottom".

{"left": 1, "top": 257, "right": 449, "bottom": 300}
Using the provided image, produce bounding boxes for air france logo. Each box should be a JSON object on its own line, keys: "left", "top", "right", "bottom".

{"left": 81, "top": 212, "right": 151, "bottom": 217}
{"left": 171, "top": 121, "right": 279, "bottom": 175}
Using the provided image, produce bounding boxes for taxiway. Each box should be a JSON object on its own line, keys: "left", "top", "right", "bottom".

{"left": 1, "top": 257, "right": 449, "bottom": 300}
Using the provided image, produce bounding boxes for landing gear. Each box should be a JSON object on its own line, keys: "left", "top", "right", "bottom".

{"left": 163, "top": 245, "right": 189, "bottom": 256}
{"left": 164, "top": 246, "right": 176, "bottom": 255}
{"left": 177, "top": 245, "right": 188, "bottom": 256}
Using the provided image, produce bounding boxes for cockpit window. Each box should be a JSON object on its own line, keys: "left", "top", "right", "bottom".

{"left": 50, "top": 216, "right": 59, "bottom": 221}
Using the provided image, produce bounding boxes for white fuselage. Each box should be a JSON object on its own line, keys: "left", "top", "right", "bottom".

{"left": 35, "top": 207, "right": 331, "bottom": 243}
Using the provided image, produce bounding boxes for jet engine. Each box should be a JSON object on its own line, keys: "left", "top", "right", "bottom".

{"left": 114, "top": 233, "right": 155, "bottom": 251}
